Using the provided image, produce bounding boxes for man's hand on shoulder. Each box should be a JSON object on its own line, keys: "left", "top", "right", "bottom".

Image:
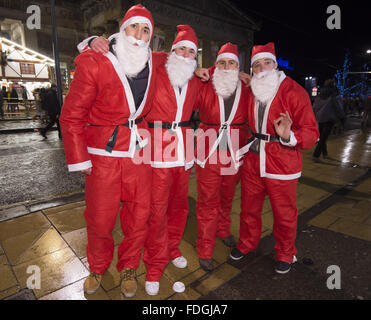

{"left": 91, "top": 37, "right": 109, "bottom": 54}
{"left": 195, "top": 68, "right": 210, "bottom": 82}
{"left": 239, "top": 72, "right": 251, "bottom": 87}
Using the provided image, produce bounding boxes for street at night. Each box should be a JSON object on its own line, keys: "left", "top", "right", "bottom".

{"left": 0, "top": 0, "right": 370, "bottom": 309}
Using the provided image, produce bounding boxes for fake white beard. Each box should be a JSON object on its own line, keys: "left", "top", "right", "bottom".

{"left": 250, "top": 69, "right": 280, "bottom": 103}
{"left": 212, "top": 68, "right": 239, "bottom": 98}
{"left": 114, "top": 31, "right": 150, "bottom": 78}
{"left": 165, "top": 51, "right": 197, "bottom": 88}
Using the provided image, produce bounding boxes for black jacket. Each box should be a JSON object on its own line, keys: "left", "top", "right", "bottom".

{"left": 313, "top": 85, "right": 345, "bottom": 123}
{"left": 43, "top": 89, "right": 61, "bottom": 115}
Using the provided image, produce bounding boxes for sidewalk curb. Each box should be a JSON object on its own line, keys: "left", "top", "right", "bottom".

{"left": 0, "top": 191, "right": 85, "bottom": 223}
{"left": 227, "top": 167, "right": 371, "bottom": 271}
{"left": 0, "top": 127, "right": 57, "bottom": 134}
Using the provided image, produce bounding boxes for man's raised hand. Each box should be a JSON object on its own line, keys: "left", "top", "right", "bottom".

{"left": 273, "top": 111, "right": 293, "bottom": 141}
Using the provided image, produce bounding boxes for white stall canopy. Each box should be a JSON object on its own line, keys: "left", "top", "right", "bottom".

{"left": 0, "top": 37, "right": 55, "bottom": 82}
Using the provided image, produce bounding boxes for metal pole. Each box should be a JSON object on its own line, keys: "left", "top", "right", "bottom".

{"left": 50, "top": 0, "right": 63, "bottom": 107}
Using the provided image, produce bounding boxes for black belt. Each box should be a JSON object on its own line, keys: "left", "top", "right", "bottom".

{"left": 202, "top": 122, "right": 246, "bottom": 128}
{"left": 88, "top": 117, "right": 143, "bottom": 153}
{"left": 147, "top": 120, "right": 191, "bottom": 130}
{"left": 250, "top": 131, "right": 280, "bottom": 142}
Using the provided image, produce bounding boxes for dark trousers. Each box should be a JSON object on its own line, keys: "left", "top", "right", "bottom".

{"left": 41, "top": 113, "right": 61, "bottom": 138}
{"left": 313, "top": 121, "right": 334, "bottom": 158}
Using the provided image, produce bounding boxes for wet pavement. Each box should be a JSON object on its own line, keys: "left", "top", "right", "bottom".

{"left": 0, "top": 117, "right": 370, "bottom": 301}
{"left": 0, "top": 131, "right": 84, "bottom": 207}
{"left": 0, "top": 119, "right": 57, "bottom": 134}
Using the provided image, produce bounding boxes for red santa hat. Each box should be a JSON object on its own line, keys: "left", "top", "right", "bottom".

{"left": 216, "top": 42, "right": 239, "bottom": 64}
{"left": 171, "top": 25, "right": 198, "bottom": 53}
{"left": 120, "top": 4, "right": 154, "bottom": 38}
{"left": 251, "top": 42, "right": 277, "bottom": 65}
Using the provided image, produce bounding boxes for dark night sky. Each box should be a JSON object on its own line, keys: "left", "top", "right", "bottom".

{"left": 230, "top": 0, "right": 371, "bottom": 85}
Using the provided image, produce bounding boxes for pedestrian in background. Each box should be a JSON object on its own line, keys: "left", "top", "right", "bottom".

{"left": 312, "top": 79, "right": 345, "bottom": 162}
{"left": 10, "top": 87, "right": 19, "bottom": 115}
{"left": 361, "top": 96, "right": 371, "bottom": 131}
{"left": 21, "top": 86, "right": 29, "bottom": 113}
{"left": 39, "top": 83, "right": 61, "bottom": 139}
{"left": 32, "top": 88, "right": 44, "bottom": 120}
{"left": 0, "top": 87, "right": 3, "bottom": 119}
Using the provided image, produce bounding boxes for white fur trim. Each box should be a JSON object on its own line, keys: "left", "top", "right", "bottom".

{"left": 150, "top": 160, "right": 194, "bottom": 169}
{"left": 77, "top": 36, "right": 98, "bottom": 53}
{"left": 216, "top": 53, "right": 239, "bottom": 64}
{"left": 103, "top": 50, "right": 152, "bottom": 153}
{"left": 236, "top": 139, "right": 254, "bottom": 161}
{"left": 68, "top": 160, "right": 92, "bottom": 172}
{"left": 197, "top": 81, "right": 242, "bottom": 168}
{"left": 264, "top": 172, "right": 302, "bottom": 180}
{"left": 171, "top": 40, "right": 198, "bottom": 53}
{"left": 280, "top": 131, "right": 297, "bottom": 147}
{"left": 251, "top": 52, "right": 276, "bottom": 65}
{"left": 256, "top": 71, "right": 301, "bottom": 181}
{"left": 88, "top": 147, "right": 133, "bottom": 158}
{"left": 121, "top": 16, "right": 153, "bottom": 37}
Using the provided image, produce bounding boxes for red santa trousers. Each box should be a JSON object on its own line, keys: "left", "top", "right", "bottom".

{"left": 195, "top": 154, "right": 241, "bottom": 259}
{"left": 237, "top": 152, "right": 298, "bottom": 263}
{"left": 84, "top": 153, "right": 152, "bottom": 275}
{"left": 143, "top": 166, "right": 191, "bottom": 281}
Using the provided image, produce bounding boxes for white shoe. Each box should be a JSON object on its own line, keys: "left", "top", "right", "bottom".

{"left": 145, "top": 281, "right": 159, "bottom": 296}
{"left": 172, "top": 256, "right": 187, "bottom": 269}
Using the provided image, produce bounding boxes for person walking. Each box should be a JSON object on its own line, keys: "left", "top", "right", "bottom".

{"left": 39, "top": 84, "right": 61, "bottom": 139}
{"left": 312, "top": 79, "right": 345, "bottom": 162}
{"left": 0, "top": 87, "right": 3, "bottom": 119}
{"left": 10, "top": 87, "right": 19, "bottom": 115}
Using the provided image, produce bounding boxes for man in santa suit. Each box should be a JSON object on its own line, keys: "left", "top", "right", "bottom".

{"left": 231, "top": 42, "right": 319, "bottom": 274}
{"left": 59, "top": 4, "right": 165, "bottom": 298}
{"left": 194, "top": 43, "right": 250, "bottom": 272}
{"left": 80, "top": 25, "right": 202, "bottom": 296}
{"left": 142, "top": 25, "right": 203, "bottom": 295}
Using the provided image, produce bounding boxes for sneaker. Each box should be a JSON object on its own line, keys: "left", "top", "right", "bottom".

{"left": 120, "top": 268, "right": 137, "bottom": 298}
{"left": 230, "top": 247, "right": 245, "bottom": 261}
{"left": 220, "top": 235, "right": 236, "bottom": 248}
{"left": 199, "top": 258, "right": 214, "bottom": 271}
{"left": 312, "top": 156, "right": 320, "bottom": 163}
{"left": 172, "top": 256, "right": 187, "bottom": 269}
{"left": 39, "top": 128, "right": 47, "bottom": 139}
{"left": 145, "top": 281, "right": 160, "bottom": 296}
{"left": 275, "top": 256, "right": 298, "bottom": 274}
{"left": 83, "top": 272, "right": 102, "bottom": 295}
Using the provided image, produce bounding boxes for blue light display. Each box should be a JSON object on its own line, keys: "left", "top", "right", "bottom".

{"left": 277, "top": 57, "right": 294, "bottom": 71}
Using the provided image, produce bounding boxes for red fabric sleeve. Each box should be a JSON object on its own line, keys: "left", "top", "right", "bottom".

{"left": 59, "top": 53, "right": 99, "bottom": 166}
{"left": 194, "top": 80, "right": 207, "bottom": 111}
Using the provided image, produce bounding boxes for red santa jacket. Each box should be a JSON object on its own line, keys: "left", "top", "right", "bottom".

{"left": 59, "top": 49, "right": 164, "bottom": 172}
{"left": 238, "top": 71, "right": 319, "bottom": 180}
{"left": 195, "top": 67, "right": 250, "bottom": 168}
{"left": 145, "top": 52, "right": 202, "bottom": 170}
